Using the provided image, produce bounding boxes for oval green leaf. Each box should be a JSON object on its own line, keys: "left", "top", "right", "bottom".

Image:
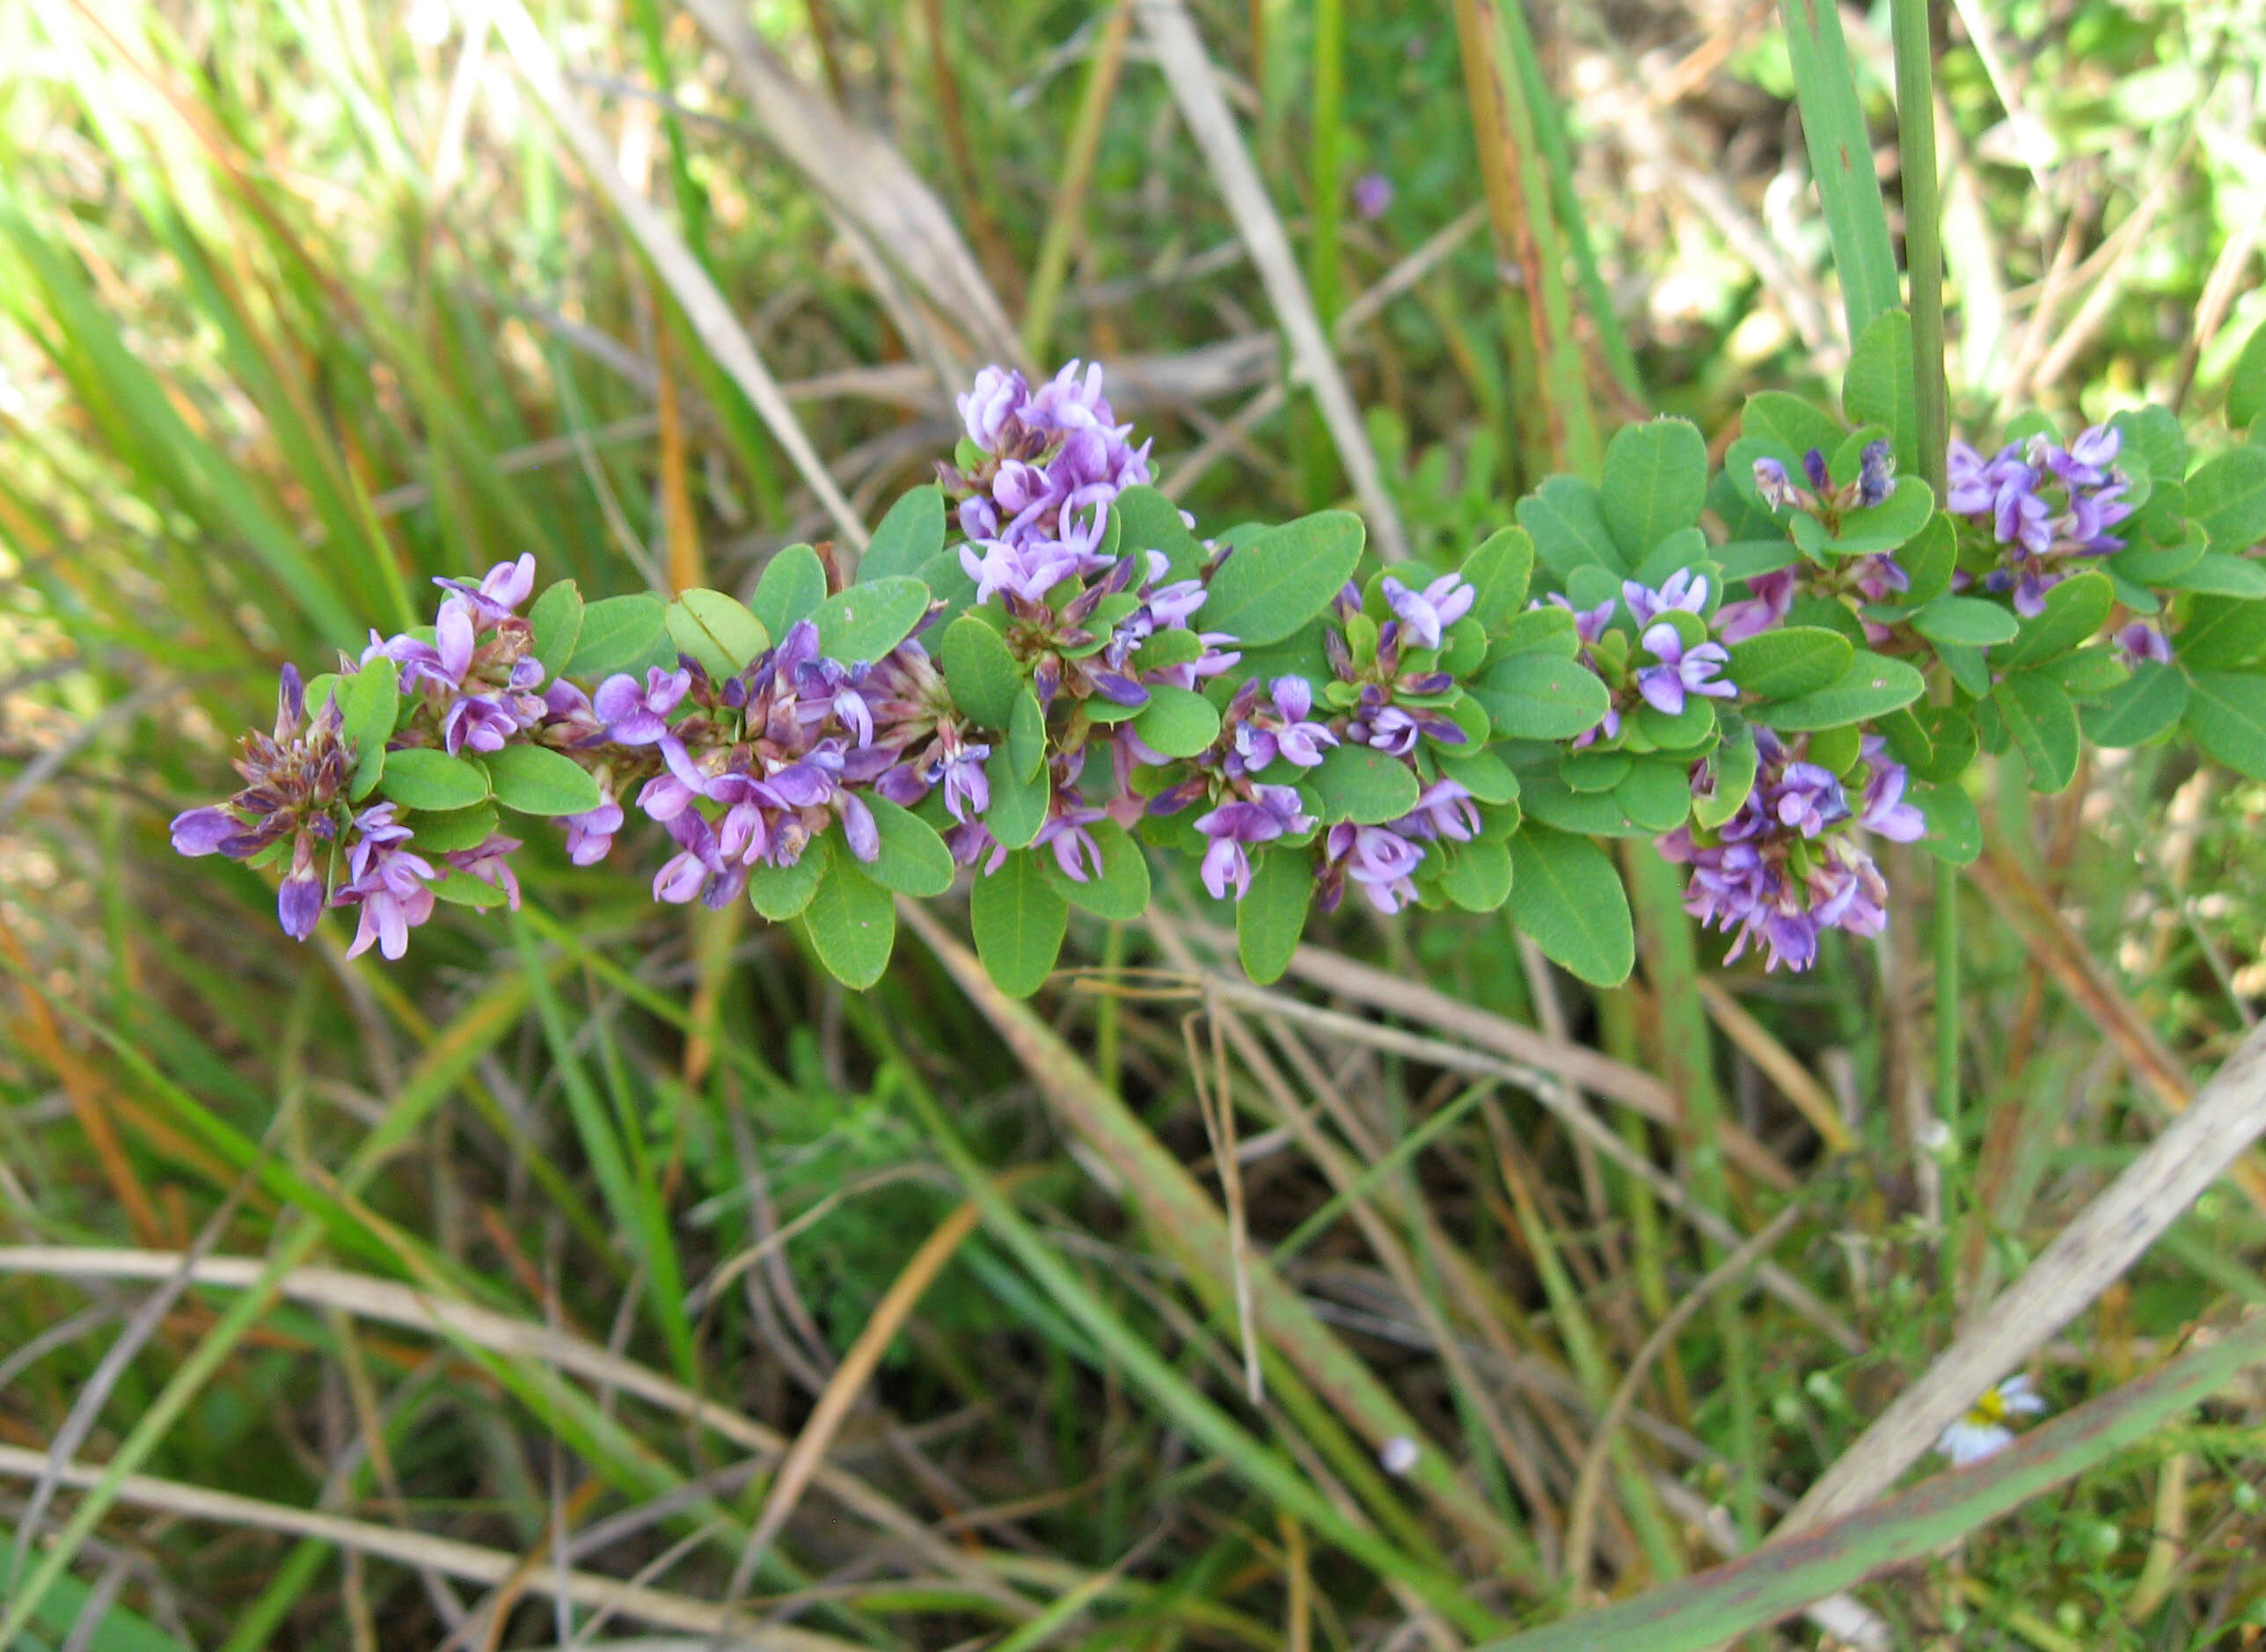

{"left": 970, "top": 850, "right": 1068, "bottom": 998}
{"left": 1200, "top": 510, "right": 1365, "bottom": 647}
{"left": 379, "top": 747, "right": 491, "bottom": 812}
{"left": 485, "top": 743, "right": 603, "bottom": 816}
{"left": 1508, "top": 826, "right": 1634, "bottom": 987}
{"left": 803, "top": 850, "right": 896, "bottom": 988}
{"left": 812, "top": 575, "right": 931, "bottom": 665}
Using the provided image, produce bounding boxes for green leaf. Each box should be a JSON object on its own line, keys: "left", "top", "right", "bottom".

{"left": 485, "top": 744, "right": 603, "bottom": 816}
{"left": 2187, "top": 447, "right": 2266, "bottom": 553}
{"left": 2175, "top": 593, "right": 2266, "bottom": 669}
{"left": 565, "top": 593, "right": 669, "bottom": 677}
{"left": 2185, "top": 671, "right": 2266, "bottom": 781}
{"left": 1041, "top": 819, "right": 1151, "bottom": 919}
{"left": 2164, "top": 552, "right": 2266, "bottom": 597}
{"left": 1752, "top": 654, "right": 1926, "bottom": 731}
{"left": 1995, "top": 571, "right": 2113, "bottom": 669}
{"left": 1844, "top": 309, "right": 1917, "bottom": 475}
{"left": 433, "top": 869, "right": 508, "bottom": 909}
{"left": 1992, "top": 669, "right": 2080, "bottom": 792}
{"left": 1115, "top": 484, "right": 1208, "bottom": 582}
{"left": 1517, "top": 474, "right": 1626, "bottom": 580}
{"left": 749, "top": 837, "right": 829, "bottom": 920}
{"left": 1009, "top": 687, "right": 1049, "bottom": 778}
{"left": 2229, "top": 320, "right": 2266, "bottom": 431}
{"left": 1133, "top": 683, "right": 1222, "bottom": 758}
{"left": 2081, "top": 661, "right": 2188, "bottom": 747}
{"left": 665, "top": 588, "right": 771, "bottom": 679}
{"left": 1437, "top": 837, "right": 1513, "bottom": 911}
{"left": 1311, "top": 744, "right": 1422, "bottom": 823}
{"left": 1459, "top": 525, "right": 1534, "bottom": 632}
{"left": 1237, "top": 850, "right": 1313, "bottom": 985}
{"left": 2111, "top": 404, "right": 2186, "bottom": 491}
{"left": 859, "top": 485, "right": 947, "bottom": 582}
{"left": 940, "top": 614, "right": 1023, "bottom": 727}
{"left": 1893, "top": 513, "right": 1956, "bottom": 605}
{"left": 1612, "top": 758, "right": 1692, "bottom": 832}
{"left": 1912, "top": 782, "right": 1980, "bottom": 865}
{"left": 802, "top": 853, "right": 896, "bottom": 989}
{"left": 401, "top": 801, "right": 498, "bottom": 854}
{"left": 378, "top": 747, "right": 491, "bottom": 811}
{"left": 528, "top": 580, "right": 583, "bottom": 683}
{"left": 1508, "top": 826, "right": 1634, "bottom": 986}
{"left": 1437, "top": 745, "right": 1520, "bottom": 804}
{"left": 750, "top": 543, "right": 828, "bottom": 640}
{"left": 970, "top": 851, "right": 1069, "bottom": 998}
{"left": 1828, "top": 476, "right": 1933, "bottom": 555}
{"left": 1600, "top": 418, "right": 1708, "bottom": 562}
{"left": 1200, "top": 510, "right": 1365, "bottom": 646}
{"left": 983, "top": 745, "right": 1049, "bottom": 849}
{"left": 338, "top": 657, "right": 398, "bottom": 801}
{"left": 855, "top": 796, "right": 955, "bottom": 896}
{"left": 1693, "top": 717, "right": 1758, "bottom": 830}
{"left": 1740, "top": 391, "right": 1845, "bottom": 463}
{"left": 1724, "top": 627, "right": 1852, "bottom": 700}
{"left": 812, "top": 575, "right": 931, "bottom": 664}
{"left": 1471, "top": 653, "right": 1611, "bottom": 739}
{"left": 1906, "top": 595, "right": 2018, "bottom": 646}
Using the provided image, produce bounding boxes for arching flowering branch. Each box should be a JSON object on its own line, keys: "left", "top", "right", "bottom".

{"left": 171, "top": 340, "right": 2266, "bottom": 995}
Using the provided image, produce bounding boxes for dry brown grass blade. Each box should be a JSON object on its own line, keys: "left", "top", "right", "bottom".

{"left": 480, "top": 0, "right": 870, "bottom": 548}
{"left": 1694, "top": 977, "right": 1853, "bottom": 1154}
{"left": 0, "top": 1247, "right": 1012, "bottom": 1602}
{"left": 1178, "top": 924, "right": 1800, "bottom": 1188}
{"left": 722, "top": 1196, "right": 987, "bottom": 1601}
{"left": 676, "top": 0, "right": 1023, "bottom": 374}
{"left": 1773, "top": 1013, "right": 2266, "bottom": 1538}
{"left": 1174, "top": 969, "right": 1858, "bottom": 1352}
{"left": 0, "top": 1443, "right": 860, "bottom": 1648}
{"left": 1133, "top": 0, "right": 1408, "bottom": 561}
{"left": 1971, "top": 845, "right": 2266, "bottom": 1217}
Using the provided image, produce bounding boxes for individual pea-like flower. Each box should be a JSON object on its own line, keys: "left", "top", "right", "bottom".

{"left": 445, "top": 833, "right": 524, "bottom": 911}
{"left": 1381, "top": 573, "right": 1476, "bottom": 651}
{"left": 595, "top": 666, "right": 693, "bottom": 745}
{"left": 559, "top": 791, "right": 624, "bottom": 866}
{"left": 2113, "top": 619, "right": 2173, "bottom": 668}
{"left": 435, "top": 552, "right": 537, "bottom": 625}
{"left": 1192, "top": 784, "right": 1312, "bottom": 901}
{"left": 1319, "top": 822, "right": 1425, "bottom": 914}
{"left": 1635, "top": 623, "right": 1736, "bottom": 716}
{"left": 1752, "top": 440, "right": 1895, "bottom": 519}
{"left": 1393, "top": 778, "right": 1480, "bottom": 844}
{"left": 1231, "top": 676, "right": 1341, "bottom": 772}
{"left": 1935, "top": 1375, "right": 2047, "bottom": 1466}
{"left": 334, "top": 803, "right": 438, "bottom": 961}
{"left": 1623, "top": 570, "right": 1709, "bottom": 629}
{"left": 1352, "top": 171, "right": 1393, "bottom": 220}
{"left": 1714, "top": 567, "right": 1797, "bottom": 644}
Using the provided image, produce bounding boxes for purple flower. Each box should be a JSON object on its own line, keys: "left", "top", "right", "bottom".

{"left": 1395, "top": 778, "right": 1479, "bottom": 843}
{"left": 1543, "top": 593, "right": 1616, "bottom": 646}
{"left": 442, "top": 691, "right": 523, "bottom": 756}
{"left": 1034, "top": 794, "right": 1109, "bottom": 882}
{"left": 1382, "top": 574, "right": 1477, "bottom": 651}
{"left": 960, "top": 537, "right": 1082, "bottom": 606}
{"left": 1715, "top": 568, "right": 1796, "bottom": 644}
{"left": 594, "top": 666, "right": 692, "bottom": 744}
{"left": 1772, "top": 762, "right": 1847, "bottom": 837}
{"left": 1624, "top": 571, "right": 1709, "bottom": 629}
{"left": 1352, "top": 171, "right": 1393, "bottom": 220}
{"left": 445, "top": 833, "right": 524, "bottom": 910}
{"left": 335, "top": 804, "right": 437, "bottom": 961}
{"left": 1856, "top": 440, "right": 1895, "bottom": 508}
{"left": 1192, "top": 784, "right": 1312, "bottom": 901}
{"left": 959, "top": 365, "right": 1028, "bottom": 453}
{"left": 1635, "top": 623, "right": 1736, "bottom": 715}
{"left": 171, "top": 806, "right": 240, "bottom": 857}
{"left": 2114, "top": 620, "right": 2172, "bottom": 668}
{"left": 365, "top": 596, "right": 476, "bottom": 694}
{"left": 1324, "top": 822, "right": 1424, "bottom": 914}
{"left": 652, "top": 810, "right": 742, "bottom": 909}
{"left": 435, "top": 553, "right": 537, "bottom": 623}
{"left": 1753, "top": 457, "right": 1802, "bottom": 511}
{"left": 277, "top": 837, "right": 326, "bottom": 940}
{"left": 559, "top": 793, "right": 624, "bottom": 866}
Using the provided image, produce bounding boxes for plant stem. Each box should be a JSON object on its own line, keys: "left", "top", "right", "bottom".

{"left": 1893, "top": 0, "right": 1949, "bottom": 496}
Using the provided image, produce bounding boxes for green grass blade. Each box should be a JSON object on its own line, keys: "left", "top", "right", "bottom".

{"left": 1778, "top": 0, "right": 1900, "bottom": 342}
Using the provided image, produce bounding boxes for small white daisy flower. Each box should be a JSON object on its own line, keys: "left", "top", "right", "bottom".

{"left": 1935, "top": 1374, "right": 2047, "bottom": 1466}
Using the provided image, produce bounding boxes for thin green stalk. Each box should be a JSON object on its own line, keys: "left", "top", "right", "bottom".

{"left": 1893, "top": 0, "right": 1950, "bottom": 497}
{"left": 1020, "top": 0, "right": 1133, "bottom": 362}
{"left": 1299, "top": 0, "right": 1347, "bottom": 508}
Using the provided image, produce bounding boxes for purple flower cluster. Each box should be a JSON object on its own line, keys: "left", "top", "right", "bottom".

{"left": 1546, "top": 573, "right": 1736, "bottom": 748}
{"left": 943, "top": 361, "right": 1154, "bottom": 605}
{"left": 1657, "top": 731, "right": 1925, "bottom": 971}
{"left": 1946, "top": 425, "right": 2133, "bottom": 616}
{"left": 364, "top": 554, "right": 546, "bottom": 755}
